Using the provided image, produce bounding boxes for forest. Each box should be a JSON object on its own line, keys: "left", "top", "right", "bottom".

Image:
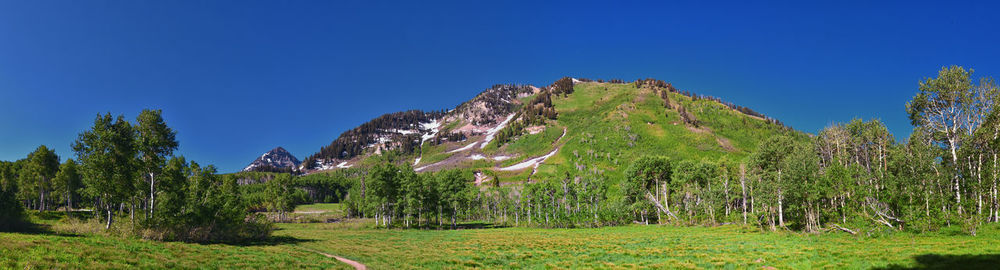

{"left": 0, "top": 110, "right": 270, "bottom": 242}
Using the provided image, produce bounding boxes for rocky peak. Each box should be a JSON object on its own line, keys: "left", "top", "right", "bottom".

{"left": 242, "top": 147, "right": 301, "bottom": 172}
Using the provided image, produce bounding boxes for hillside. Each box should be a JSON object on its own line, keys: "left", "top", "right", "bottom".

{"left": 296, "top": 78, "right": 798, "bottom": 185}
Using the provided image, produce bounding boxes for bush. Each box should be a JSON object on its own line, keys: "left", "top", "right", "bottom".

{"left": 0, "top": 165, "right": 27, "bottom": 231}
{"left": 143, "top": 214, "right": 273, "bottom": 243}
{"left": 144, "top": 158, "right": 274, "bottom": 243}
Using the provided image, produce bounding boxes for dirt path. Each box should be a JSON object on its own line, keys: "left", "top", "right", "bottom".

{"left": 310, "top": 249, "right": 367, "bottom": 270}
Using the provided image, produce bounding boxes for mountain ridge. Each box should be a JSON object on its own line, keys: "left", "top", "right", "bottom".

{"left": 288, "top": 77, "right": 795, "bottom": 184}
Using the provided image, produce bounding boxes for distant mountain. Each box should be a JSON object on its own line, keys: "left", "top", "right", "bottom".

{"left": 242, "top": 147, "right": 301, "bottom": 173}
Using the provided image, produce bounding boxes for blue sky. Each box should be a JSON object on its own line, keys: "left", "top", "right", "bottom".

{"left": 1, "top": 1, "right": 998, "bottom": 172}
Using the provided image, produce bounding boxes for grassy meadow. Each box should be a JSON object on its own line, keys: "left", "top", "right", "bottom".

{"left": 4, "top": 204, "right": 1000, "bottom": 269}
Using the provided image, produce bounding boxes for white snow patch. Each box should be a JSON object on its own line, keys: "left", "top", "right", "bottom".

{"left": 469, "top": 154, "right": 485, "bottom": 160}
{"left": 390, "top": 129, "right": 418, "bottom": 135}
{"left": 493, "top": 155, "right": 511, "bottom": 161}
{"left": 336, "top": 162, "right": 352, "bottom": 169}
{"left": 413, "top": 157, "right": 421, "bottom": 166}
{"left": 499, "top": 148, "right": 560, "bottom": 171}
{"left": 420, "top": 119, "right": 441, "bottom": 145}
{"left": 415, "top": 165, "right": 429, "bottom": 172}
{"left": 421, "top": 119, "right": 441, "bottom": 130}
{"left": 448, "top": 141, "right": 479, "bottom": 153}
{"left": 480, "top": 113, "right": 516, "bottom": 149}
{"left": 571, "top": 78, "right": 581, "bottom": 83}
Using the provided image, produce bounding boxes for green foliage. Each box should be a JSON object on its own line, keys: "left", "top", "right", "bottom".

{"left": 64, "top": 110, "right": 271, "bottom": 242}
{"left": 672, "top": 159, "right": 721, "bottom": 223}
{"left": 0, "top": 161, "right": 26, "bottom": 231}
{"left": 436, "top": 169, "right": 472, "bottom": 228}
{"left": 135, "top": 109, "right": 179, "bottom": 219}
{"left": 73, "top": 113, "right": 138, "bottom": 228}
{"left": 52, "top": 159, "right": 82, "bottom": 212}
{"left": 622, "top": 156, "right": 671, "bottom": 223}
{"left": 265, "top": 174, "right": 296, "bottom": 222}
{"left": 18, "top": 145, "right": 60, "bottom": 211}
{"left": 293, "top": 171, "right": 353, "bottom": 203}
{"left": 551, "top": 77, "right": 574, "bottom": 96}
{"left": 149, "top": 157, "right": 272, "bottom": 242}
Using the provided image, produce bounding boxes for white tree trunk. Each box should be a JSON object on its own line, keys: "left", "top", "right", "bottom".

{"left": 149, "top": 172, "right": 156, "bottom": 217}
{"left": 950, "top": 138, "right": 963, "bottom": 214}
{"left": 741, "top": 171, "right": 747, "bottom": 224}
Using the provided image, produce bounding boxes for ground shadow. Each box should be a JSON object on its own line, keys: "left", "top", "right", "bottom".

{"left": 2, "top": 218, "right": 83, "bottom": 237}
{"left": 453, "top": 222, "right": 508, "bottom": 230}
{"left": 4, "top": 211, "right": 101, "bottom": 237}
{"left": 874, "top": 254, "right": 1000, "bottom": 270}
{"left": 223, "top": 235, "right": 317, "bottom": 247}
{"left": 407, "top": 221, "right": 509, "bottom": 230}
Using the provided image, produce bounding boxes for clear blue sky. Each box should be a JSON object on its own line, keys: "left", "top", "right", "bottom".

{"left": 2, "top": 1, "right": 999, "bottom": 172}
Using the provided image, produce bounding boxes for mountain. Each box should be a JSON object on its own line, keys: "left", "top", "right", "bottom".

{"left": 242, "top": 147, "right": 302, "bottom": 173}
{"left": 292, "top": 77, "right": 796, "bottom": 184}
{"left": 300, "top": 84, "right": 534, "bottom": 171}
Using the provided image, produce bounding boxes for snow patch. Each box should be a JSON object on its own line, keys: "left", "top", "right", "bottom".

{"left": 493, "top": 155, "right": 511, "bottom": 161}
{"left": 389, "top": 129, "right": 418, "bottom": 135}
{"left": 420, "top": 119, "right": 441, "bottom": 145}
{"left": 480, "top": 113, "right": 516, "bottom": 149}
{"left": 499, "top": 148, "right": 559, "bottom": 171}
{"left": 336, "top": 162, "right": 352, "bottom": 169}
{"left": 469, "top": 154, "right": 485, "bottom": 160}
{"left": 413, "top": 157, "right": 421, "bottom": 166}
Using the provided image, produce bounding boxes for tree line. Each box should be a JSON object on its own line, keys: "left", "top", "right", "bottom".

{"left": 0, "top": 110, "right": 270, "bottom": 242}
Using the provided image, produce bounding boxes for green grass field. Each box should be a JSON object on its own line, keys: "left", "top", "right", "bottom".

{"left": 4, "top": 204, "right": 1000, "bottom": 269}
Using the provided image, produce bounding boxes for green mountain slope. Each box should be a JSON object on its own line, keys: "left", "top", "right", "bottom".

{"left": 497, "top": 80, "right": 797, "bottom": 184}
{"left": 305, "top": 78, "right": 801, "bottom": 187}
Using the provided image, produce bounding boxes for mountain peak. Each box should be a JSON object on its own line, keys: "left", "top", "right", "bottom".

{"left": 242, "top": 146, "right": 301, "bottom": 172}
